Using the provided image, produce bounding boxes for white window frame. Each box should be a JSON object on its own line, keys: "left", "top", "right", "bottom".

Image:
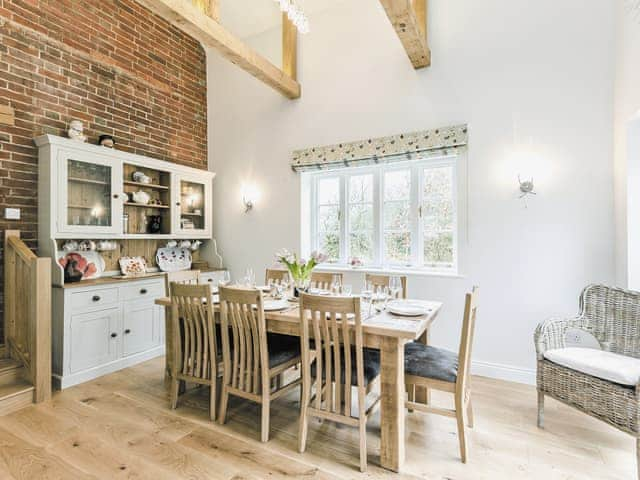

{"left": 302, "top": 154, "right": 463, "bottom": 275}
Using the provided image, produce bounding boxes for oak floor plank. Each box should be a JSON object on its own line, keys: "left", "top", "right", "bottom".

{"left": 0, "top": 426, "right": 97, "bottom": 480}
{"left": 47, "top": 431, "right": 178, "bottom": 480}
{"left": 178, "top": 426, "right": 340, "bottom": 480}
{"left": 0, "top": 356, "right": 635, "bottom": 479}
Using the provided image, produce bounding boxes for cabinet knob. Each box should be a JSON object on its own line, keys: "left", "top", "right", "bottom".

{"left": 176, "top": 202, "right": 181, "bottom": 206}
{"left": 207, "top": 279, "right": 213, "bottom": 282}
{"left": 140, "top": 288, "right": 148, "bottom": 294}
{"left": 124, "top": 329, "right": 131, "bottom": 334}
{"left": 110, "top": 332, "right": 117, "bottom": 338}
{"left": 113, "top": 194, "right": 119, "bottom": 199}
{"left": 92, "top": 295, "right": 101, "bottom": 302}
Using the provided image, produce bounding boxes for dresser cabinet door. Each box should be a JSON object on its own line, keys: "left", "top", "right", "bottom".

{"left": 69, "top": 308, "right": 119, "bottom": 373}
{"left": 123, "top": 300, "right": 160, "bottom": 357}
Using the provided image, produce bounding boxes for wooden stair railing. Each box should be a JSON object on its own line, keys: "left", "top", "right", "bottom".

{"left": 3, "top": 230, "right": 51, "bottom": 404}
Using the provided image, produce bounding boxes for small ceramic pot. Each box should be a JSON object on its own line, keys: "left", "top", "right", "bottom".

{"left": 132, "top": 190, "right": 151, "bottom": 205}
{"left": 62, "top": 240, "right": 78, "bottom": 252}
{"left": 98, "top": 134, "right": 115, "bottom": 148}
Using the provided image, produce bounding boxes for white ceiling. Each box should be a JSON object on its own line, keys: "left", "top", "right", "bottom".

{"left": 219, "top": 0, "right": 346, "bottom": 38}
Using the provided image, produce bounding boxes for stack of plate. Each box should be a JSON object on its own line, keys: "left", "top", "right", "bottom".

{"left": 387, "top": 300, "right": 431, "bottom": 317}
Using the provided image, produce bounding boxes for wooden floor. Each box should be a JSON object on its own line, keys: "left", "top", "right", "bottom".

{"left": 0, "top": 357, "right": 635, "bottom": 480}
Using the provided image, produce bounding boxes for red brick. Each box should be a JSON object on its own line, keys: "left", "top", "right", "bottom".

{"left": 0, "top": 0, "right": 208, "bottom": 340}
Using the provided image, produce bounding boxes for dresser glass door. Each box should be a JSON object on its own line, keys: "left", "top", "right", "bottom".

{"left": 59, "top": 152, "right": 122, "bottom": 235}
{"left": 179, "top": 180, "right": 206, "bottom": 231}
{"left": 66, "top": 159, "right": 113, "bottom": 227}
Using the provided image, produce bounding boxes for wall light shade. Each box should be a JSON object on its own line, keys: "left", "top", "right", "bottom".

{"left": 241, "top": 183, "right": 260, "bottom": 213}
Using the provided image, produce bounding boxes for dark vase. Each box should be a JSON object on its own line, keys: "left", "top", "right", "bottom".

{"left": 148, "top": 215, "right": 162, "bottom": 234}
{"left": 64, "top": 260, "right": 83, "bottom": 283}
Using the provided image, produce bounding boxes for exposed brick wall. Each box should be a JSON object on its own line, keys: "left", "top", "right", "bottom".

{"left": 0, "top": 0, "right": 208, "bottom": 342}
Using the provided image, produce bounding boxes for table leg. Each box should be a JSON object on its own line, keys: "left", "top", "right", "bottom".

{"left": 414, "top": 329, "right": 431, "bottom": 405}
{"left": 380, "top": 337, "right": 405, "bottom": 472}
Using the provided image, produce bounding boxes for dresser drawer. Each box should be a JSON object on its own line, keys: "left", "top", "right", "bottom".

{"left": 71, "top": 287, "right": 119, "bottom": 312}
{"left": 122, "top": 280, "right": 165, "bottom": 301}
{"left": 199, "top": 271, "right": 227, "bottom": 285}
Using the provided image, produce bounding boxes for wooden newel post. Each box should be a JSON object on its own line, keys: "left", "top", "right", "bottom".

{"left": 4, "top": 230, "right": 19, "bottom": 349}
{"left": 30, "top": 256, "right": 52, "bottom": 402}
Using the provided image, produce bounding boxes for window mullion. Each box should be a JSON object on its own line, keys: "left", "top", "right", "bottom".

{"left": 340, "top": 174, "right": 348, "bottom": 265}
{"left": 311, "top": 177, "right": 318, "bottom": 254}
{"left": 410, "top": 165, "right": 421, "bottom": 267}
{"left": 375, "top": 166, "right": 383, "bottom": 268}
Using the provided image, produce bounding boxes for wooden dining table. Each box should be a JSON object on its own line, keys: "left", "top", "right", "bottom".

{"left": 155, "top": 294, "right": 442, "bottom": 472}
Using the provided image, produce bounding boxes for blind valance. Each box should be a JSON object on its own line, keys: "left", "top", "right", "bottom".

{"left": 291, "top": 124, "right": 467, "bottom": 172}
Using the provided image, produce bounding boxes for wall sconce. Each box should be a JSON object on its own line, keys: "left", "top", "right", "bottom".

{"left": 241, "top": 183, "right": 259, "bottom": 213}
{"left": 518, "top": 175, "right": 536, "bottom": 207}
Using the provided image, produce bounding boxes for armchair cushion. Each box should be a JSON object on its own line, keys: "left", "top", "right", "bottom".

{"left": 544, "top": 347, "right": 640, "bottom": 386}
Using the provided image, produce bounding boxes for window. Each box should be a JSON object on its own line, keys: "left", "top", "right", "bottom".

{"left": 304, "top": 156, "right": 460, "bottom": 273}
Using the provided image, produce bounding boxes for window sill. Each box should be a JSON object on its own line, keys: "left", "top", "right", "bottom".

{"left": 313, "top": 264, "right": 466, "bottom": 279}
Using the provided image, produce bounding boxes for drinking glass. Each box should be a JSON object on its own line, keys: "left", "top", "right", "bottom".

{"left": 342, "top": 284, "right": 353, "bottom": 296}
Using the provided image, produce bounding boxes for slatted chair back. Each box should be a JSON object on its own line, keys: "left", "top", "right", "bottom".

{"left": 364, "top": 273, "right": 407, "bottom": 299}
{"left": 310, "top": 271, "right": 342, "bottom": 290}
{"left": 170, "top": 283, "right": 217, "bottom": 382}
{"left": 165, "top": 269, "right": 201, "bottom": 296}
{"left": 299, "top": 293, "right": 363, "bottom": 417}
{"left": 265, "top": 268, "right": 290, "bottom": 285}
{"left": 218, "top": 286, "right": 269, "bottom": 397}
{"left": 456, "top": 287, "right": 479, "bottom": 392}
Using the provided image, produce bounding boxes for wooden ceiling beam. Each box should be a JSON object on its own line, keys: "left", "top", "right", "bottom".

{"left": 379, "top": 0, "right": 431, "bottom": 69}
{"left": 282, "top": 13, "right": 298, "bottom": 81}
{"left": 137, "top": 0, "right": 301, "bottom": 99}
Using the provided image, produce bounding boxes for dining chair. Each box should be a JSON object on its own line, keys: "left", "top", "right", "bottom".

{"left": 265, "top": 268, "right": 290, "bottom": 285}
{"left": 364, "top": 273, "right": 407, "bottom": 299}
{"left": 164, "top": 269, "right": 202, "bottom": 383}
{"left": 404, "top": 287, "right": 479, "bottom": 463}
{"left": 169, "top": 283, "right": 221, "bottom": 421}
{"left": 218, "top": 286, "right": 302, "bottom": 442}
{"left": 310, "top": 271, "right": 342, "bottom": 290}
{"left": 165, "top": 269, "right": 201, "bottom": 295}
{"left": 298, "top": 293, "right": 381, "bottom": 472}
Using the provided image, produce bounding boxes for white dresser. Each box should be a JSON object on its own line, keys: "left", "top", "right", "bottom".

{"left": 52, "top": 275, "right": 166, "bottom": 389}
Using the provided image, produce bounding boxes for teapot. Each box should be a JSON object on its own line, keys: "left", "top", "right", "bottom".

{"left": 131, "top": 190, "right": 151, "bottom": 205}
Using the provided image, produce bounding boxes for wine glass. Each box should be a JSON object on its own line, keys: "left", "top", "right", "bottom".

{"left": 362, "top": 281, "right": 374, "bottom": 316}
{"left": 218, "top": 270, "right": 231, "bottom": 287}
{"left": 389, "top": 276, "right": 401, "bottom": 299}
{"left": 244, "top": 267, "right": 255, "bottom": 287}
{"left": 331, "top": 274, "right": 342, "bottom": 295}
{"left": 342, "top": 284, "right": 353, "bottom": 297}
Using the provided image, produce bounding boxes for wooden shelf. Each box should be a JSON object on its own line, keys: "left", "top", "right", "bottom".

{"left": 124, "top": 202, "right": 170, "bottom": 209}
{"left": 181, "top": 212, "right": 203, "bottom": 217}
{"left": 67, "top": 205, "right": 108, "bottom": 210}
{"left": 124, "top": 180, "right": 170, "bottom": 190}
{"left": 68, "top": 177, "right": 109, "bottom": 186}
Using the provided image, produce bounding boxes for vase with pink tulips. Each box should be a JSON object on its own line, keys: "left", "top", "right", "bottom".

{"left": 275, "top": 249, "right": 327, "bottom": 296}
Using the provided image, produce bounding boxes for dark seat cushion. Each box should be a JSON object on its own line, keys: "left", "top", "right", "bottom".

{"left": 267, "top": 333, "right": 301, "bottom": 369}
{"left": 311, "top": 346, "right": 381, "bottom": 386}
{"left": 404, "top": 343, "right": 458, "bottom": 383}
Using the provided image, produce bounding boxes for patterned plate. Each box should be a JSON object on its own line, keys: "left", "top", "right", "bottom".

{"left": 58, "top": 251, "right": 105, "bottom": 280}
{"left": 118, "top": 256, "right": 147, "bottom": 276}
{"left": 156, "top": 247, "right": 192, "bottom": 272}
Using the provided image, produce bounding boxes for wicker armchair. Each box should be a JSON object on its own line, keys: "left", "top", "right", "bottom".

{"left": 535, "top": 284, "right": 640, "bottom": 478}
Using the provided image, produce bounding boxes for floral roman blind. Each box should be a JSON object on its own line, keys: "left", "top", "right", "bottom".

{"left": 291, "top": 124, "right": 467, "bottom": 172}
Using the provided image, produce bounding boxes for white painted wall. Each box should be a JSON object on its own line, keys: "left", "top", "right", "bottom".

{"left": 615, "top": 2, "right": 640, "bottom": 287}
{"left": 207, "top": 0, "right": 616, "bottom": 384}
